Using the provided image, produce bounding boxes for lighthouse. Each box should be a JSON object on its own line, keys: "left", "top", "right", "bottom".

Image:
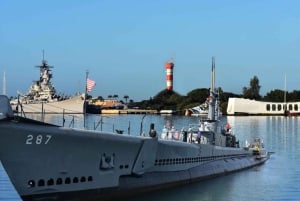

{"left": 165, "top": 61, "right": 174, "bottom": 91}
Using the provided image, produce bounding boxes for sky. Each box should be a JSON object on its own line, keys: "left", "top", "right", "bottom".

{"left": 1, "top": 0, "right": 300, "bottom": 101}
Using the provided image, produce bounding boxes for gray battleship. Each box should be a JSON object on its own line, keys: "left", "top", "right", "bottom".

{"left": 0, "top": 61, "right": 270, "bottom": 201}
{"left": 10, "top": 56, "right": 85, "bottom": 114}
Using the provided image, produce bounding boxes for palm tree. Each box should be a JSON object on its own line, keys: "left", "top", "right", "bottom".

{"left": 123, "top": 95, "right": 129, "bottom": 104}
{"left": 113, "top": 94, "right": 118, "bottom": 100}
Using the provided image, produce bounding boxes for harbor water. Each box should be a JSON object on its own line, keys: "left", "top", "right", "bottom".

{"left": 1, "top": 114, "right": 300, "bottom": 201}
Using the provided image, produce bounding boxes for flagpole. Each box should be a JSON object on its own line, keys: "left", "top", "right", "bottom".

{"left": 84, "top": 70, "right": 88, "bottom": 129}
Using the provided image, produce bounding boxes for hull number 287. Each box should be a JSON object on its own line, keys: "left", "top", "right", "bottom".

{"left": 25, "top": 134, "right": 52, "bottom": 145}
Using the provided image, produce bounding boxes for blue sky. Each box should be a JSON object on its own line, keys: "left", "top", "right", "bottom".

{"left": 1, "top": 0, "right": 300, "bottom": 101}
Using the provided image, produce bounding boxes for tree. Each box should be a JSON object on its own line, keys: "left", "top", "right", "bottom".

{"left": 263, "top": 89, "right": 284, "bottom": 102}
{"left": 123, "top": 95, "right": 129, "bottom": 104}
{"left": 243, "top": 76, "right": 261, "bottom": 100}
{"left": 288, "top": 90, "right": 300, "bottom": 101}
{"left": 113, "top": 94, "right": 119, "bottom": 99}
{"left": 186, "top": 88, "right": 209, "bottom": 103}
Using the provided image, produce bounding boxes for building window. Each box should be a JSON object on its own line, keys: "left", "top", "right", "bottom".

{"left": 266, "top": 104, "right": 270, "bottom": 111}
{"left": 295, "top": 104, "right": 298, "bottom": 111}
{"left": 277, "top": 104, "right": 282, "bottom": 111}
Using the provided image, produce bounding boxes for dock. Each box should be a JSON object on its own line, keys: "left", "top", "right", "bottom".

{"left": 101, "top": 109, "right": 158, "bottom": 114}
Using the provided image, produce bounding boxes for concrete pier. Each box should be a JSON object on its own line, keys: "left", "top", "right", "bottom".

{"left": 101, "top": 109, "right": 158, "bottom": 114}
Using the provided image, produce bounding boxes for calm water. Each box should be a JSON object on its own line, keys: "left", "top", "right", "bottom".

{"left": 1, "top": 114, "right": 300, "bottom": 201}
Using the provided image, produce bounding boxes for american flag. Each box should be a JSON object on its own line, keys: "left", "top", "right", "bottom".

{"left": 86, "top": 78, "right": 96, "bottom": 92}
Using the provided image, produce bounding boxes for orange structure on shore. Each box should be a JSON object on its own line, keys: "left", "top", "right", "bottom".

{"left": 165, "top": 61, "right": 174, "bottom": 91}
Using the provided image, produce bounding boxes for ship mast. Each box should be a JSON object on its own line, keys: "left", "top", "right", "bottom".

{"left": 284, "top": 74, "right": 287, "bottom": 112}
{"left": 84, "top": 70, "right": 88, "bottom": 128}
{"left": 208, "top": 57, "right": 217, "bottom": 121}
{"left": 32, "top": 50, "right": 55, "bottom": 101}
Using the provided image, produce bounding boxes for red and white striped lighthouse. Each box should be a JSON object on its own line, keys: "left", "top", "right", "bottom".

{"left": 165, "top": 61, "right": 174, "bottom": 91}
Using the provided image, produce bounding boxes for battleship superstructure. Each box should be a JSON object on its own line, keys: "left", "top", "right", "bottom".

{"left": 0, "top": 59, "right": 270, "bottom": 201}
{"left": 11, "top": 56, "right": 85, "bottom": 114}
{"left": 28, "top": 58, "right": 56, "bottom": 101}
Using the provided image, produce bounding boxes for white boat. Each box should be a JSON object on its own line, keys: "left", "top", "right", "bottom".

{"left": 10, "top": 56, "right": 85, "bottom": 114}
{"left": 185, "top": 104, "right": 208, "bottom": 117}
{"left": 160, "top": 110, "right": 177, "bottom": 115}
{"left": 227, "top": 97, "right": 300, "bottom": 116}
